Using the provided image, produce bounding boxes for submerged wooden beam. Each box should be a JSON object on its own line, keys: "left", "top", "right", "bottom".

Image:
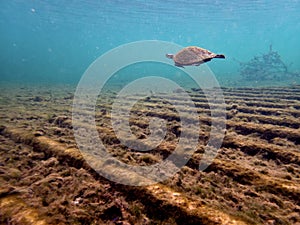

{"left": 0, "top": 126, "right": 248, "bottom": 225}
{"left": 0, "top": 194, "right": 48, "bottom": 225}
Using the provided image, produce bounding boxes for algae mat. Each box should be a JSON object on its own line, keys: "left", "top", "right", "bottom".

{"left": 0, "top": 83, "right": 299, "bottom": 224}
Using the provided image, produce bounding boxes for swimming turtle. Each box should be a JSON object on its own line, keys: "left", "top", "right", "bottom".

{"left": 166, "top": 46, "right": 225, "bottom": 67}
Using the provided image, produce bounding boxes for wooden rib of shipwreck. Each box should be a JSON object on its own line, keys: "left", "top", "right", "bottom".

{"left": 0, "top": 126, "right": 247, "bottom": 225}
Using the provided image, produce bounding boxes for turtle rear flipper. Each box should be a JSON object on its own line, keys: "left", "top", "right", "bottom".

{"left": 166, "top": 54, "right": 174, "bottom": 59}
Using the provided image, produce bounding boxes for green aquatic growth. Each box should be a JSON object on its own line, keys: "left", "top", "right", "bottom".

{"left": 239, "top": 45, "right": 299, "bottom": 81}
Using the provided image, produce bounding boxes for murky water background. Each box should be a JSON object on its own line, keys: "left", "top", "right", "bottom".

{"left": 1, "top": 0, "right": 299, "bottom": 85}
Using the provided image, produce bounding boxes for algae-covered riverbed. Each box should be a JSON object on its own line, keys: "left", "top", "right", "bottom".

{"left": 0, "top": 84, "right": 299, "bottom": 224}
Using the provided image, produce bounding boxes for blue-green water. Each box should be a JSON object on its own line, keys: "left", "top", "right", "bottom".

{"left": 1, "top": 0, "right": 300, "bottom": 86}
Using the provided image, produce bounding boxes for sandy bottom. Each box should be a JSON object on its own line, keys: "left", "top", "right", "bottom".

{"left": 0, "top": 83, "right": 299, "bottom": 225}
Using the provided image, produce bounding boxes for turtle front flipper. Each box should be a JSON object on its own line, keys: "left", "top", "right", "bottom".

{"left": 175, "top": 63, "right": 184, "bottom": 68}
{"left": 203, "top": 58, "right": 212, "bottom": 63}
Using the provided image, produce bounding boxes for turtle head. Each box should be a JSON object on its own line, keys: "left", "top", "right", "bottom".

{"left": 215, "top": 54, "right": 225, "bottom": 59}
{"left": 166, "top": 54, "right": 174, "bottom": 59}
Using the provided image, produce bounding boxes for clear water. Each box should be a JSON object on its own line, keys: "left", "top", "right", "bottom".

{"left": 1, "top": 0, "right": 300, "bottom": 86}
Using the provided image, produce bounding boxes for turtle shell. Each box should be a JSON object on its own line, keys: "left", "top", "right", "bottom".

{"left": 173, "top": 46, "right": 218, "bottom": 66}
